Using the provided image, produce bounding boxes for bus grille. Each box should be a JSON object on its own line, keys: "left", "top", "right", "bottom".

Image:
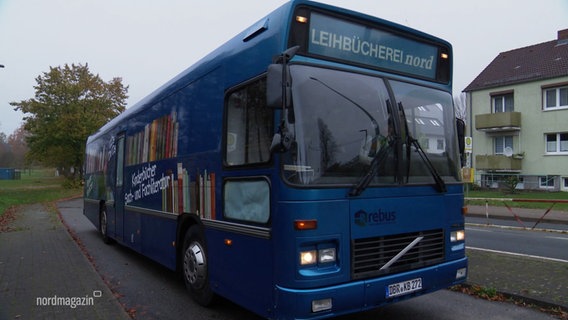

{"left": 351, "top": 229, "right": 445, "bottom": 280}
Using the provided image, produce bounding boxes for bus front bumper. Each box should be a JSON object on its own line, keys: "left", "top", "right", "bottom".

{"left": 274, "top": 257, "right": 468, "bottom": 320}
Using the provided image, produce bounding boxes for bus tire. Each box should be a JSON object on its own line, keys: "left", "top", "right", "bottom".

{"left": 99, "top": 206, "right": 113, "bottom": 245}
{"left": 182, "top": 225, "right": 215, "bottom": 306}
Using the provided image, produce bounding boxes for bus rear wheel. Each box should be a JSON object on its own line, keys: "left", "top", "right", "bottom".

{"left": 99, "top": 207, "right": 113, "bottom": 245}
{"left": 182, "top": 225, "right": 215, "bottom": 306}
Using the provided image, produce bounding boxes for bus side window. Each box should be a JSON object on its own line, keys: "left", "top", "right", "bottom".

{"left": 116, "top": 135, "right": 125, "bottom": 188}
{"left": 224, "top": 179, "right": 270, "bottom": 224}
{"left": 225, "top": 77, "right": 273, "bottom": 166}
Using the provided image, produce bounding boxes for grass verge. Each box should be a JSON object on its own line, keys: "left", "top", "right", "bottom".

{"left": 0, "top": 168, "right": 81, "bottom": 223}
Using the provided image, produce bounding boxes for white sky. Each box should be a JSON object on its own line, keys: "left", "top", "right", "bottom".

{"left": 0, "top": 0, "right": 566, "bottom": 135}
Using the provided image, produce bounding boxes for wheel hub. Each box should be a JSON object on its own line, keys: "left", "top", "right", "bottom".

{"left": 184, "top": 242, "right": 206, "bottom": 289}
{"left": 101, "top": 211, "right": 107, "bottom": 235}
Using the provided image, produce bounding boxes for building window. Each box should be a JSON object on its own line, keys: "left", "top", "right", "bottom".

{"left": 545, "top": 133, "right": 568, "bottom": 154}
{"left": 494, "top": 136, "right": 513, "bottom": 154}
{"left": 539, "top": 176, "right": 555, "bottom": 189}
{"left": 562, "top": 177, "right": 568, "bottom": 191}
{"left": 544, "top": 86, "right": 568, "bottom": 110}
{"left": 436, "top": 139, "right": 444, "bottom": 150}
{"left": 493, "top": 93, "right": 514, "bottom": 113}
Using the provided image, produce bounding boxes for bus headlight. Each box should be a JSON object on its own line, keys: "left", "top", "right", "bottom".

{"left": 300, "top": 247, "right": 337, "bottom": 266}
{"left": 300, "top": 250, "right": 317, "bottom": 265}
{"left": 318, "top": 248, "right": 336, "bottom": 264}
{"left": 451, "top": 230, "right": 465, "bottom": 242}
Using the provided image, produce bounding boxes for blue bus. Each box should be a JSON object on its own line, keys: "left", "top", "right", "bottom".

{"left": 84, "top": 1, "right": 467, "bottom": 318}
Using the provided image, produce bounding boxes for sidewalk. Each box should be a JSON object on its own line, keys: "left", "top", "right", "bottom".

{"left": 465, "top": 248, "right": 568, "bottom": 313}
{"left": 0, "top": 202, "right": 130, "bottom": 320}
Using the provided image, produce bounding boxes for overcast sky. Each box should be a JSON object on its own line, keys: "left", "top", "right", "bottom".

{"left": 1, "top": 0, "right": 566, "bottom": 135}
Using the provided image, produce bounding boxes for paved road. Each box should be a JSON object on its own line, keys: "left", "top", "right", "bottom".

{"left": 57, "top": 198, "right": 559, "bottom": 320}
{"left": 466, "top": 225, "right": 568, "bottom": 261}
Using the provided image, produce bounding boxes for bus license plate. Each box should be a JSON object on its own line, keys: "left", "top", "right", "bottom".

{"left": 386, "top": 278, "right": 422, "bottom": 298}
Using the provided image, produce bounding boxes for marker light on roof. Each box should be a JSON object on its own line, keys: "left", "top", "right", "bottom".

{"left": 296, "top": 15, "right": 308, "bottom": 24}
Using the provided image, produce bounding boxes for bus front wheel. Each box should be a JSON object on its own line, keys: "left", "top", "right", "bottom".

{"left": 182, "top": 225, "right": 215, "bottom": 306}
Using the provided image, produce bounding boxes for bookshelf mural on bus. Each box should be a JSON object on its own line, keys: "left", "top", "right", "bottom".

{"left": 85, "top": 111, "right": 217, "bottom": 219}
{"left": 126, "top": 111, "right": 179, "bottom": 166}
{"left": 126, "top": 162, "right": 217, "bottom": 219}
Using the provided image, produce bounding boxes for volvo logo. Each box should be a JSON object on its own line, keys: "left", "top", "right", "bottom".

{"left": 354, "top": 209, "right": 396, "bottom": 227}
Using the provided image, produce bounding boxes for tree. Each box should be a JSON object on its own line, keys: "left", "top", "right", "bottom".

{"left": 7, "top": 125, "right": 29, "bottom": 168}
{"left": 0, "top": 132, "right": 10, "bottom": 167}
{"left": 10, "top": 63, "right": 128, "bottom": 180}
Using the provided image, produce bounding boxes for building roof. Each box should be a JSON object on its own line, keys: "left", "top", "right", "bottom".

{"left": 464, "top": 29, "right": 568, "bottom": 92}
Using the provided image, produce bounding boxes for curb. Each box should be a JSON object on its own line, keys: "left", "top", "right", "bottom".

{"left": 457, "top": 283, "right": 568, "bottom": 319}
{"left": 466, "top": 221, "right": 568, "bottom": 235}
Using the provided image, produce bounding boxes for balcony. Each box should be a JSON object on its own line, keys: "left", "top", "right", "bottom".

{"left": 475, "top": 155, "right": 522, "bottom": 172}
{"left": 475, "top": 112, "right": 521, "bottom": 132}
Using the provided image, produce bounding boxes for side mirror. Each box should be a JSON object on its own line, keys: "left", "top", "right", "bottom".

{"left": 266, "top": 64, "right": 286, "bottom": 108}
{"left": 456, "top": 118, "right": 466, "bottom": 167}
{"left": 456, "top": 118, "right": 465, "bottom": 155}
{"left": 267, "top": 46, "right": 300, "bottom": 153}
{"left": 266, "top": 46, "right": 299, "bottom": 109}
{"left": 269, "top": 129, "right": 293, "bottom": 153}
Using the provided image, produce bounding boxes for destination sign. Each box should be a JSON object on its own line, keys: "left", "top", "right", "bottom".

{"left": 308, "top": 12, "right": 440, "bottom": 80}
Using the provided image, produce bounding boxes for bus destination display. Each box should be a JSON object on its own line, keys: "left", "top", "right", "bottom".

{"left": 308, "top": 12, "right": 440, "bottom": 80}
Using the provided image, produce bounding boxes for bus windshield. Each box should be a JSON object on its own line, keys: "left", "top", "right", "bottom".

{"left": 283, "top": 65, "right": 460, "bottom": 187}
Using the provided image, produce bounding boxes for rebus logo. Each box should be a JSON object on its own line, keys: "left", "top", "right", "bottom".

{"left": 354, "top": 209, "right": 396, "bottom": 227}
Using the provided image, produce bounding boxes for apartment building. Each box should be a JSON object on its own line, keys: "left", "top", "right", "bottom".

{"left": 464, "top": 29, "right": 568, "bottom": 191}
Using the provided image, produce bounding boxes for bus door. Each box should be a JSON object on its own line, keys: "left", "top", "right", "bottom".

{"left": 112, "top": 133, "right": 125, "bottom": 242}
{"left": 215, "top": 76, "right": 274, "bottom": 311}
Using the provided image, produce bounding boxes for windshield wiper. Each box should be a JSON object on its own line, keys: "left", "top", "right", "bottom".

{"left": 349, "top": 136, "right": 396, "bottom": 196}
{"left": 398, "top": 102, "right": 447, "bottom": 193}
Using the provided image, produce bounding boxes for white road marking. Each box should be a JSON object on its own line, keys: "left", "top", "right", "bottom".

{"left": 465, "top": 227, "right": 491, "bottom": 232}
{"left": 467, "top": 246, "right": 568, "bottom": 264}
{"left": 546, "top": 236, "right": 568, "bottom": 241}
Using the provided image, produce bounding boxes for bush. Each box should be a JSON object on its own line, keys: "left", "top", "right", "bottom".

{"left": 503, "top": 176, "right": 519, "bottom": 194}
{"left": 62, "top": 177, "right": 83, "bottom": 189}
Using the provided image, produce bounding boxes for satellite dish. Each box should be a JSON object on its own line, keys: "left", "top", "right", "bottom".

{"left": 504, "top": 147, "right": 513, "bottom": 157}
